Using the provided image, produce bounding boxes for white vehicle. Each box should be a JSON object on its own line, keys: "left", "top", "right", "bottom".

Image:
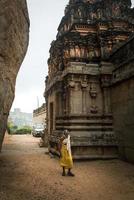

{"left": 32, "top": 124, "right": 44, "bottom": 137}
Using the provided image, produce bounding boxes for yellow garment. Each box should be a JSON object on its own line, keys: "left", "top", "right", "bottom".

{"left": 60, "top": 144, "right": 73, "bottom": 169}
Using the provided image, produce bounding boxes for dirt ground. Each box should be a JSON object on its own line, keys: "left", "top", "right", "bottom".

{"left": 0, "top": 134, "right": 134, "bottom": 200}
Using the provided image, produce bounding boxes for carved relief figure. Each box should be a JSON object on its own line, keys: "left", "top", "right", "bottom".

{"left": 112, "top": 3, "right": 121, "bottom": 17}
{"left": 78, "top": 8, "right": 82, "bottom": 17}
{"left": 89, "top": 82, "right": 98, "bottom": 113}
{"left": 70, "top": 47, "right": 75, "bottom": 57}
{"left": 75, "top": 46, "right": 81, "bottom": 57}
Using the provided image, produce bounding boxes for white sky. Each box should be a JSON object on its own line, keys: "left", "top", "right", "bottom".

{"left": 11, "top": 0, "right": 134, "bottom": 113}
{"left": 11, "top": 0, "right": 68, "bottom": 113}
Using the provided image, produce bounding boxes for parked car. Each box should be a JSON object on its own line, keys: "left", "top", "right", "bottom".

{"left": 32, "top": 124, "right": 44, "bottom": 137}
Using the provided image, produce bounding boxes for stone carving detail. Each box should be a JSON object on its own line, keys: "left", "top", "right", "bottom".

{"left": 68, "top": 75, "right": 76, "bottom": 88}
{"left": 90, "top": 105, "right": 98, "bottom": 114}
{"left": 81, "top": 76, "right": 88, "bottom": 88}
{"left": 89, "top": 84, "right": 97, "bottom": 98}
{"left": 90, "top": 133, "right": 117, "bottom": 145}
{"left": 68, "top": 81, "right": 75, "bottom": 88}
{"left": 47, "top": 0, "right": 134, "bottom": 82}
{"left": 81, "top": 82, "right": 88, "bottom": 88}
{"left": 89, "top": 82, "right": 98, "bottom": 113}
{"left": 101, "top": 75, "right": 111, "bottom": 87}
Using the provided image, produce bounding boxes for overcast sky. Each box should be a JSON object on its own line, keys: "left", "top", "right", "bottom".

{"left": 11, "top": 0, "right": 134, "bottom": 113}
{"left": 11, "top": 0, "right": 68, "bottom": 113}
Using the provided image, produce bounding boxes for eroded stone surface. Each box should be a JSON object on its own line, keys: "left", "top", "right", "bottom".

{"left": 0, "top": 0, "right": 29, "bottom": 150}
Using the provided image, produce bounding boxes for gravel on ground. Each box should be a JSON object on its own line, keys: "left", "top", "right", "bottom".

{"left": 0, "top": 134, "right": 134, "bottom": 200}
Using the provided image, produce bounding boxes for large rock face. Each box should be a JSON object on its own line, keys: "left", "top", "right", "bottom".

{"left": 0, "top": 0, "right": 29, "bottom": 150}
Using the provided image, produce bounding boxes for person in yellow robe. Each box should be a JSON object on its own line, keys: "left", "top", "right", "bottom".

{"left": 59, "top": 130, "right": 74, "bottom": 176}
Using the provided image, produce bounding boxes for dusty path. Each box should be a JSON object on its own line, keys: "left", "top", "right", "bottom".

{"left": 0, "top": 134, "right": 134, "bottom": 200}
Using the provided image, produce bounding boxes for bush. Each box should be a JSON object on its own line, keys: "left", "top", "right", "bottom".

{"left": 7, "top": 123, "right": 18, "bottom": 134}
{"left": 15, "top": 127, "right": 32, "bottom": 135}
{"left": 7, "top": 123, "right": 32, "bottom": 135}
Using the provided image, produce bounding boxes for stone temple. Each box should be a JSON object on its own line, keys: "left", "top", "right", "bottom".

{"left": 45, "top": 0, "right": 134, "bottom": 161}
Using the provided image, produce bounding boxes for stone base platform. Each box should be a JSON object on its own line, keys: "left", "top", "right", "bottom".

{"left": 48, "top": 114, "right": 118, "bottom": 159}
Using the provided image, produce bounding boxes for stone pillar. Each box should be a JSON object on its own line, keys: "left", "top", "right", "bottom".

{"left": 81, "top": 76, "right": 88, "bottom": 114}
{"left": 59, "top": 91, "right": 63, "bottom": 116}
{"left": 103, "top": 87, "right": 112, "bottom": 114}
{"left": 63, "top": 88, "right": 67, "bottom": 115}
{"left": 100, "top": 62, "right": 113, "bottom": 114}
{"left": 82, "top": 87, "right": 87, "bottom": 113}
{"left": 66, "top": 87, "right": 70, "bottom": 115}
{"left": 68, "top": 77, "right": 76, "bottom": 114}
{"left": 89, "top": 81, "right": 98, "bottom": 114}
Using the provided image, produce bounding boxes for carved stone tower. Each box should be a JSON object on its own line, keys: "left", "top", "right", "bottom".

{"left": 45, "top": 0, "right": 134, "bottom": 158}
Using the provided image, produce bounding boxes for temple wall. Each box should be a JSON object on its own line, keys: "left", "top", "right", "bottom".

{"left": 111, "top": 36, "right": 134, "bottom": 163}
{"left": 47, "top": 90, "right": 57, "bottom": 135}
{"left": 33, "top": 104, "right": 46, "bottom": 126}
{"left": 111, "top": 78, "right": 134, "bottom": 163}
{"left": 46, "top": 62, "right": 118, "bottom": 159}
{"left": 66, "top": 74, "right": 104, "bottom": 115}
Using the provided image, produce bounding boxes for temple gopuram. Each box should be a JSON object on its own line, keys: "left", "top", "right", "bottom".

{"left": 45, "top": 0, "right": 134, "bottom": 159}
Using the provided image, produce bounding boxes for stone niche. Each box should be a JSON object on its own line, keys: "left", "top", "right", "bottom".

{"left": 0, "top": 0, "right": 29, "bottom": 151}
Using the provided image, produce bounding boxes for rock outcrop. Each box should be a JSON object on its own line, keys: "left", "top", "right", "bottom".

{"left": 0, "top": 0, "right": 29, "bottom": 150}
